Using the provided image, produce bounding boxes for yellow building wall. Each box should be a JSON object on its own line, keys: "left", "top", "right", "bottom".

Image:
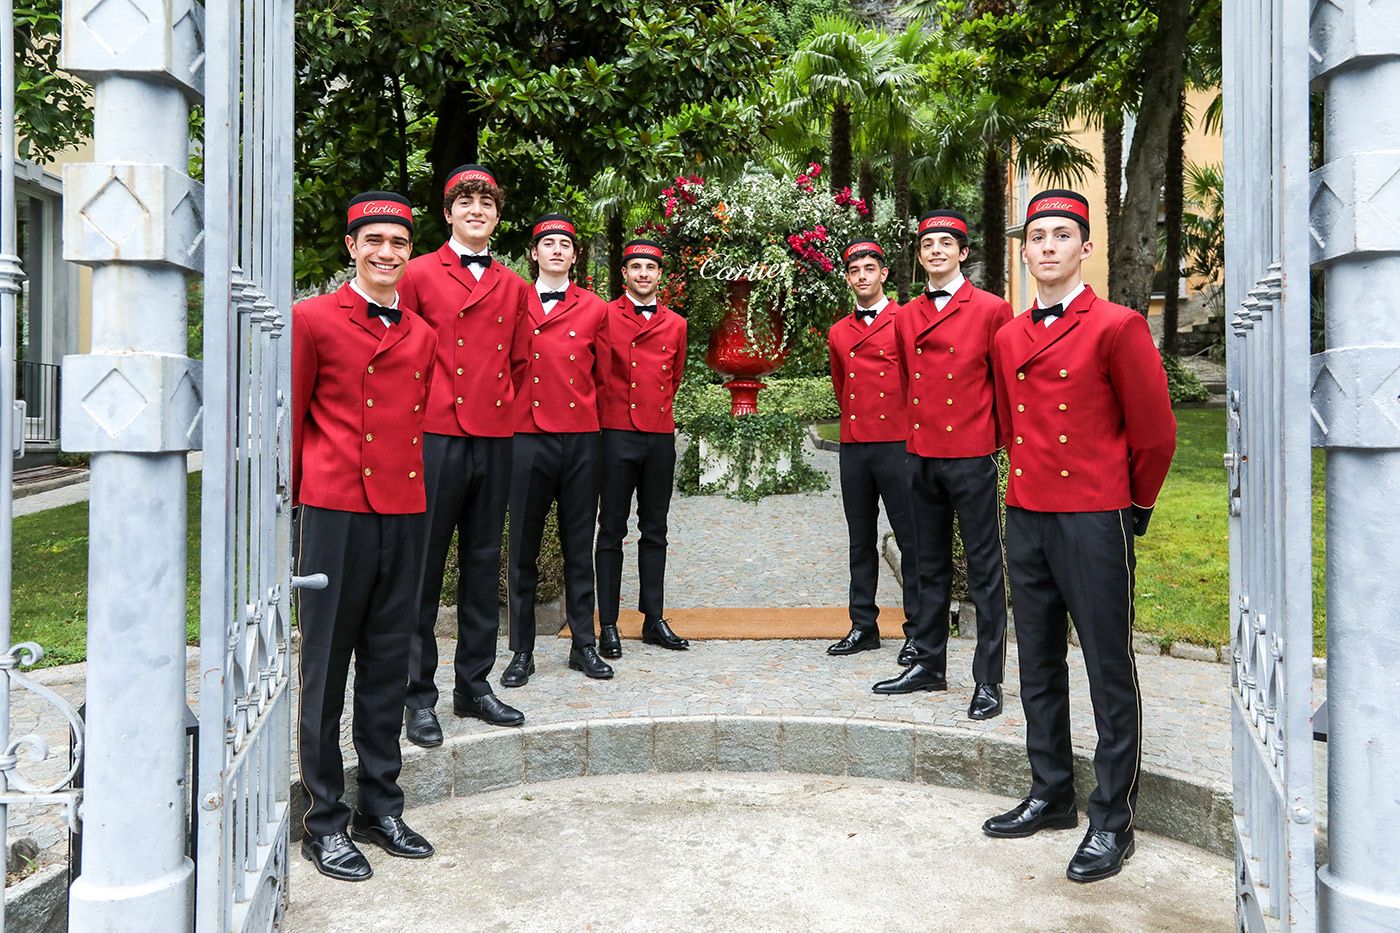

{"left": 1005, "top": 89, "right": 1222, "bottom": 316}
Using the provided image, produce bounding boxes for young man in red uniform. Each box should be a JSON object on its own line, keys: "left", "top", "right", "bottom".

{"left": 292, "top": 192, "right": 438, "bottom": 881}
{"left": 594, "top": 239, "right": 690, "bottom": 657}
{"left": 503, "top": 214, "right": 614, "bottom": 684}
{"left": 824, "top": 239, "right": 920, "bottom": 662}
{"left": 982, "top": 189, "right": 1176, "bottom": 883}
{"left": 397, "top": 164, "right": 530, "bottom": 746}
{"left": 876, "top": 211, "right": 1013, "bottom": 722}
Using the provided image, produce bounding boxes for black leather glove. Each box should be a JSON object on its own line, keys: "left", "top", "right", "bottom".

{"left": 1131, "top": 505, "right": 1153, "bottom": 537}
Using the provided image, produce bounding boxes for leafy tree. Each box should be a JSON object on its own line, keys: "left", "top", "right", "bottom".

{"left": 294, "top": 0, "right": 774, "bottom": 285}
{"left": 908, "top": 0, "right": 1217, "bottom": 314}
{"left": 11, "top": 1, "right": 91, "bottom": 161}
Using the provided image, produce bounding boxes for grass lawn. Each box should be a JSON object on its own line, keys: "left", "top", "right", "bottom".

{"left": 13, "top": 472, "right": 201, "bottom": 667}
{"left": 815, "top": 422, "right": 840, "bottom": 442}
{"left": 11, "top": 410, "right": 1325, "bottom": 665}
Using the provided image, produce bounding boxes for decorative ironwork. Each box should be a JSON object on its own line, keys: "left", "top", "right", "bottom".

{"left": 1224, "top": 1, "right": 1316, "bottom": 930}
{"left": 195, "top": 1, "right": 295, "bottom": 930}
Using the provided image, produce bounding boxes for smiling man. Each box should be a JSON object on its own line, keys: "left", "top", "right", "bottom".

{"left": 503, "top": 214, "right": 614, "bottom": 686}
{"left": 983, "top": 188, "right": 1176, "bottom": 884}
{"left": 824, "top": 238, "right": 920, "bottom": 665}
{"left": 879, "top": 211, "right": 1013, "bottom": 720}
{"left": 291, "top": 191, "right": 438, "bottom": 881}
{"left": 594, "top": 239, "right": 689, "bottom": 658}
{"left": 397, "top": 164, "right": 530, "bottom": 745}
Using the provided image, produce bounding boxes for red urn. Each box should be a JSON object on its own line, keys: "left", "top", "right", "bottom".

{"left": 704, "top": 278, "right": 790, "bottom": 416}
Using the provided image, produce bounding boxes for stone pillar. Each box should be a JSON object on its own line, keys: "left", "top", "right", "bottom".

{"left": 59, "top": 2, "right": 204, "bottom": 928}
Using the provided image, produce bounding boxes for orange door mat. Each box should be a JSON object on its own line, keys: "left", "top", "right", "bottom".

{"left": 561, "top": 608, "right": 908, "bottom": 640}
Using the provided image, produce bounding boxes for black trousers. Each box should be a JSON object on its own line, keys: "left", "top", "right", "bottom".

{"left": 508, "top": 431, "right": 600, "bottom": 651}
{"left": 907, "top": 453, "right": 1008, "bottom": 682}
{"left": 595, "top": 429, "right": 676, "bottom": 626}
{"left": 1006, "top": 506, "right": 1141, "bottom": 833}
{"left": 408, "top": 433, "right": 511, "bottom": 706}
{"left": 838, "top": 441, "right": 918, "bottom": 636}
{"left": 294, "top": 505, "right": 425, "bottom": 838}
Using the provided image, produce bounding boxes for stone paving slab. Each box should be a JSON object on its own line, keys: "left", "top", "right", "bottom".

{"left": 282, "top": 773, "right": 1236, "bottom": 933}
{"left": 624, "top": 442, "right": 904, "bottom": 610}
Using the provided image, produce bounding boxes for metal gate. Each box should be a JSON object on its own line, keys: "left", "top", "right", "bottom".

{"left": 0, "top": 4, "right": 86, "bottom": 932}
{"left": 196, "top": 1, "right": 296, "bottom": 930}
{"left": 1223, "top": 1, "right": 1315, "bottom": 929}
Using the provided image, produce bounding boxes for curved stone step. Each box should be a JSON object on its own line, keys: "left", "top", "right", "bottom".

{"left": 292, "top": 714, "right": 1233, "bottom": 858}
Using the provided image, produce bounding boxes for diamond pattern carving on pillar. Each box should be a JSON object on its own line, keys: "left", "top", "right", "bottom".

{"left": 81, "top": 176, "right": 147, "bottom": 252}
{"left": 81, "top": 0, "right": 150, "bottom": 57}
{"left": 1309, "top": 180, "right": 1344, "bottom": 255}
{"left": 172, "top": 6, "right": 205, "bottom": 87}
{"left": 81, "top": 368, "right": 150, "bottom": 438}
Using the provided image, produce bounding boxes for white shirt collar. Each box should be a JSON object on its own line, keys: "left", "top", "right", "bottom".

{"left": 349, "top": 279, "right": 399, "bottom": 326}
{"left": 447, "top": 237, "right": 490, "bottom": 280}
{"left": 626, "top": 291, "right": 657, "bottom": 320}
{"left": 929, "top": 273, "right": 964, "bottom": 310}
{"left": 1035, "top": 281, "right": 1086, "bottom": 325}
{"left": 857, "top": 295, "right": 890, "bottom": 317}
{"left": 536, "top": 280, "right": 569, "bottom": 314}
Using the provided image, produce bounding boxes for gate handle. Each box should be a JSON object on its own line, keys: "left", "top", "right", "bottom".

{"left": 291, "top": 574, "right": 328, "bottom": 591}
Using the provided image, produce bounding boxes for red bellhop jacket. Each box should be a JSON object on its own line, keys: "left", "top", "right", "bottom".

{"left": 513, "top": 283, "right": 610, "bottom": 433}
{"left": 992, "top": 286, "right": 1177, "bottom": 513}
{"left": 598, "top": 296, "right": 687, "bottom": 433}
{"left": 397, "top": 243, "right": 531, "bottom": 437}
{"left": 292, "top": 283, "right": 439, "bottom": 514}
{"left": 828, "top": 303, "right": 908, "bottom": 443}
{"left": 894, "top": 279, "right": 1014, "bottom": 458}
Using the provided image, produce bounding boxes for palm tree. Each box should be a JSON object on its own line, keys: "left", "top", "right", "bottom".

{"left": 858, "top": 21, "right": 942, "bottom": 301}
{"left": 921, "top": 88, "right": 1095, "bottom": 298}
{"left": 777, "top": 16, "right": 877, "bottom": 192}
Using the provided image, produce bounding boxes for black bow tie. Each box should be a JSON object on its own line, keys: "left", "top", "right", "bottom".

{"left": 633, "top": 304, "right": 656, "bottom": 316}
{"left": 926, "top": 288, "right": 951, "bottom": 301}
{"left": 1032, "top": 303, "right": 1063, "bottom": 323}
{"left": 367, "top": 302, "right": 401, "bottom": 325}
{"left": 539, "top": 289, "right": 567, "bottom": 304}
{"left": 460, "top": 253, "right": 492, "bottom": 268}
{"left": 859, "top": 309, "right": 879, "bottom": 323}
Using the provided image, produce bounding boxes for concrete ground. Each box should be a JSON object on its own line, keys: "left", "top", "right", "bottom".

{"left": 282, "top": 773, "right": 1235, "bottom": 933}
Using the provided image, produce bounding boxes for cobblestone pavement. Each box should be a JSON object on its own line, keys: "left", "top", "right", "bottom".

{"left": 623, "top": 442, "right": 905, "bottom": 610}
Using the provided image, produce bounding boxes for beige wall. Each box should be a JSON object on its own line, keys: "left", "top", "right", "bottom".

{"left": 1005, "top": 88, "right": 1222, "bottom": 315}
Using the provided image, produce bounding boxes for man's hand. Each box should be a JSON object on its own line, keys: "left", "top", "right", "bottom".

{"left": 1131, "top": 505, "right": 1153, "bottom": 537}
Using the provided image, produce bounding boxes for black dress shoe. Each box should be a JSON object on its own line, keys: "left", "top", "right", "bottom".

{"left": 350, "top": 812, "right": 434, "bottom": 859}
{"left": 967, "top": 683, "right": 1003, "bottom": 720}
{"left": 501, "top": 651, "right": 534, "bottom": 688}
{"left": 598, "top": 624, "right": 623, "bottom": 659}
{"left": 641, "top": 617, "right": 689, "bottom": 650}
{"left": 982, "top": 796, "right": 1079, "bottom": 838}
{"left": 872, "top": 662, "right": 947, "bottom": 694}
{"left": 827, "top": 627, "right": 881, "bottom": 656}
{"left": 404, "top": 707, "right": 443, "bottom": 747}
{"left": 568, "top": 644, "right": 615, "bottom": 679}
{"left": 897, "top": 637, "right": 915, "bottom": 666}
{"left": 301, "top": 831, "right": 373, "bottom": 882}
{"left": 454, "top": 691, "right": 525, "bottom": 727}
{"left": 1067, "top": 827, "right": 1135, "bottom": 882}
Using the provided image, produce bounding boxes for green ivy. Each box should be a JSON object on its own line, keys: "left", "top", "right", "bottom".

{"left": 678, "top": 412, "right": 828, "bottom": 502}
{"left": 1162, "top": 354, "right": 1212, "bottom": 404}
{"left": 673, "top": 375, "right": 841, "bottom": 429}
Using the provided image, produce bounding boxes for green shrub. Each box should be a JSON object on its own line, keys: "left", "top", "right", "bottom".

{"left": 1163, "top": 354, "right": 1212, "bottom": 404}
{"left": 439, "top": 506, "right": 565, "bottom": 608}
{"left": 673, "top": 374, "right": 839, "bottom": 428}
